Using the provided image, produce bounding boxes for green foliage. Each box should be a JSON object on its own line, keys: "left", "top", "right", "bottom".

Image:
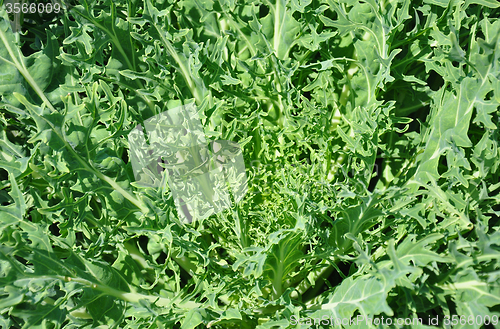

{"left": 0, "top": 0, "right": 500, "bottom": 328}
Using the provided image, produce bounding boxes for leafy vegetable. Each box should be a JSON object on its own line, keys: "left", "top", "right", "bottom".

{"left": 0, "top": 0, "right": 499, "bottom": 328}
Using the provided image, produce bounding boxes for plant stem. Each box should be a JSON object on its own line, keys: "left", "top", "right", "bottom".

{"left": 0, "top": 27, "right": 56, "bottom": 113}
{"left": 290, "top": 259, "right": 334, "bottom": 299}
{"left": 57, "top": 275, "right": 200, "bottom": 309}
